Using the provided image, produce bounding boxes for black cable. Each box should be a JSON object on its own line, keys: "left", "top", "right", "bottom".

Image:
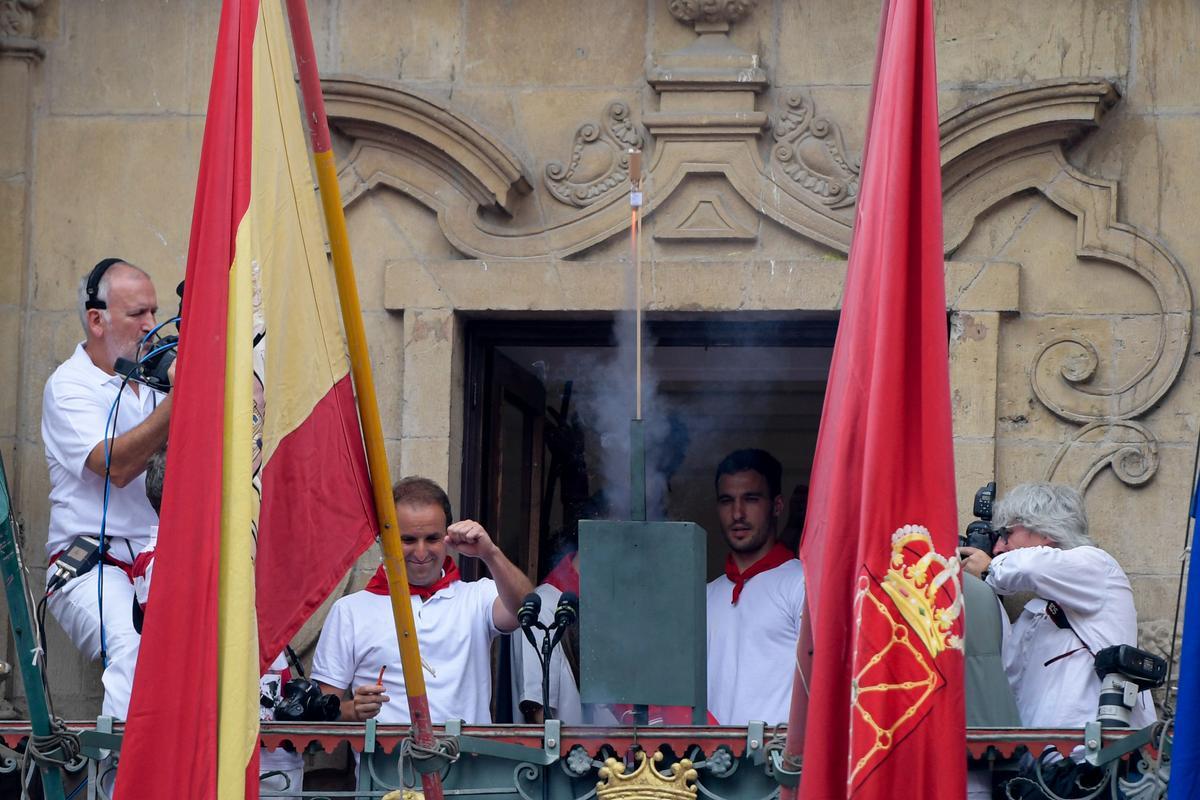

{"left": 1162, "top": 429, "right": 1200, "bottom": 714}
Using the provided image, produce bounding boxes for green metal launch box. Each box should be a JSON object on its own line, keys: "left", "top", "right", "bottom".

{"left": 578, "top": 519, "right": 708, "bottom": 724}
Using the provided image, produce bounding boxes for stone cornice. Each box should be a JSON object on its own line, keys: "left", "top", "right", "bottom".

{"left": 321, "top": 75, "right": 531, "bottom": 214}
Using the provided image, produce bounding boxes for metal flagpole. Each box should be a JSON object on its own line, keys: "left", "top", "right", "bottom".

{"left": 282, "top": 4, "right": 444, "bottom": 798}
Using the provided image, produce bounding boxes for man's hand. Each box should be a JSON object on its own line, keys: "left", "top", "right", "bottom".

{"left": 345, "top": 682, "right": 389, "bottom": 721}
{"left": 446, "top": 520, "right": 498, "bottom": 559}
{"left": 957, "top": 546, "right": 993, "bottom": 579}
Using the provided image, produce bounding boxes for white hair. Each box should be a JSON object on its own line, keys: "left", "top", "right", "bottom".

{"left": 992, "top": 482, "right": 1094, "bottom": 550}
{"left": 77, "top": 261, "right": 149, "bottom": 334}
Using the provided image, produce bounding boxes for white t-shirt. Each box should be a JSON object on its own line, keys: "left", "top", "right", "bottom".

{"left": 987, "top": 545, "right": 1156, "bottom": 729}
{"left": 510, "top": 583, "right": 583, "bottom": 724}
{"left": 706, "top": 559, "right": 805, "bottom": 725}
{"left": 42, "top": 343, "right": 162, "bottom": 560}
{"left": 311, "top": 580, "right": 502, "bottom": 725}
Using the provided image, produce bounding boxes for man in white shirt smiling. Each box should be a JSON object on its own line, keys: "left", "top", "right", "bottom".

{"left": 42, "top": 258, "right": 174, "bottom": 720}
{"left": 312, "top": 476, "right": 533, "bottom": 724}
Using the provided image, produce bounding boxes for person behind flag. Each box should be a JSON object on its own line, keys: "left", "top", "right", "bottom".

{"left": 510, "top": 548, "right": 583, "bottom": 724}
{"left": 958, "top": 482, "right": 1155, "bottom": 730}
{"left": 706, "top": 449, "right": 805, "bottom": 725}
{"left": 312, "top": 476, "right": 533, "bottom": 723}
{"left": 42, "top": 258, "right": 174, "bottom": 720}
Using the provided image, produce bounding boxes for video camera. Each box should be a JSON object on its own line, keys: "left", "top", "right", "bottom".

{"left": 959, "top": 481, "right": 998, "bottom": 556}
{"left": 264, "top": 677, "right": 341, "bottom": 722}
{"left": 1094, "top": 644, "right": 1166, "bottom": 728}
{"left": 114, "top": 280, "right": 184, "bottom": 393}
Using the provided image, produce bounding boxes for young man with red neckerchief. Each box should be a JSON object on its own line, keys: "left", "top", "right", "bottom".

{"left": 706, "top": 449, "right": 805, "bottom": 725}
{"left": 311, "top": 476, "right": 532, "bottom": 724}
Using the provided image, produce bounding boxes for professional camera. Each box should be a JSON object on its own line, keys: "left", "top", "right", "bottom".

{"left": 959, "top": 481, "right": 998, "bottom": 555}
{"left": 1094, "top": 644, "right": 1166, "bottom": 728}
{"left": 115, "top": 335, "right": 177, "bottom": 393}
{"left": 267, "top": 677, "right": 341, "bottom": 722}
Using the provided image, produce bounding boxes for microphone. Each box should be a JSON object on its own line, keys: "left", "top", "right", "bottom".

{"left": 554, "top": 591, "right": 578, "bottom": 629}
{"left": 517, "top": 592, "right": 542, "bottom": 651}
{"left": 518, "top": 592, "right": 542, "bottom": 628}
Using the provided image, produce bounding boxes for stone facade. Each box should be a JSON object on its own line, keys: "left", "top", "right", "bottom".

{"left": 1, "top": 0, "right": 1196, "bottom": 717}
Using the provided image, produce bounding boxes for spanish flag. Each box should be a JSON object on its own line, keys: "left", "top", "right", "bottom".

{"left": 116, "top": 0, "right": 376, "bottom": 796}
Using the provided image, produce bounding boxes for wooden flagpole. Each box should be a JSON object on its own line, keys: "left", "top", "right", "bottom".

{"left": 281, "top": 3, "right": 444, "bottom": 798}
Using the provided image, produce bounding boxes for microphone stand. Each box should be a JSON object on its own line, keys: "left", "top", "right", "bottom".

{"left": 519, "top": 592, "right": 578, "bottom": 800}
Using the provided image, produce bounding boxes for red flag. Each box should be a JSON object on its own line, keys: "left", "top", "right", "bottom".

{"left": 116, "top": 0, "right": 376, "bottom": 796}
{"left": 787, "top": 0, "right": 966, "bottom": 797}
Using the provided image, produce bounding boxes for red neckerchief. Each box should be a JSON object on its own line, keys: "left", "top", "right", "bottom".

{"left": 365, "top": 557, "right": 460, "bottom": 601}
{"left": 724, "top": 542, "right": 795, "bottom": 605}
{"left": 543, "top": 552, "right": 579, "bottom": 595}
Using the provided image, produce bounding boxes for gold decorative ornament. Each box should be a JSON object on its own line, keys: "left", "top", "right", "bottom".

{"left": 879, "top": 525, "right": 964, "bottom": 658}
{"left": 596, "top": 751, "right": 698, "bottom": 800}
{"left": 380, "top": 790, "right": 423, "bottom": 800}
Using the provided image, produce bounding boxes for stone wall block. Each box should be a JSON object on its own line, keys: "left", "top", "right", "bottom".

{"left": 50, "top": 0, "right": 192, "bottom": 115}
{"left": 30, "top": 118, "right": 201, "bottom": 310}
{"left": 0, "top": 59, "right": 32, "bottom": 178}
{"left": 17, "top": 310, "right": 81, "bottom": 443}
{"left": 362, "top": 309, "right": 405, "bottom": 442}
{"left": 1128, "top": 575, "right": 1187, "bottom": 624}
{"left": 0, "top": 181, "right": 26, "bottom": 302}
{"left": 463, "top": 0, "right": 645, "bottom": 87}
{"left": 777, "top": 0, "right": 880, "bottom": 85}
{"left": 1130, "top": 0, "right": 1200, "bottom": 111}
{"left": 14, "top": 438, "right": 52, "bottom": 565}
{"left": 952, "top": 439, "right": 997, "bottom": 530}
{"left": 399, "top": 436, "right": 451, "bottom": 492}
{"left": 337, "top": 0, "right": 460, "bottom": 82}
{"left": 737, "top": 259, "right": 846, "bottom": 310}
{"left": 401, "top": 309, "right": 455, "bottom": 438}
{"left": 0, "top": 310, "right": 20, "bottom": 436}
{"left": 933, "top": 0, "right": 1127, "bottom": 86}
{"left": 950, "top": 310, "right": 998, "bottom": 438}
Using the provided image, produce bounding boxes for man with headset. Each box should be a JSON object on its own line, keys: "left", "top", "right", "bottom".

{"left": 41, "top": 257, "right": 173, "bottom": 719}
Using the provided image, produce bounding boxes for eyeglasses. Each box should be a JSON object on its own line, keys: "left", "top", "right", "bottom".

{"left": 991, "top": 526, "right": 1014, "bottom": 543}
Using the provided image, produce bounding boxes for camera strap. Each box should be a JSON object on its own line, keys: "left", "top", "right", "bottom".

{"left": 1043, "top": 600, "right": 1095, "bottom": 666}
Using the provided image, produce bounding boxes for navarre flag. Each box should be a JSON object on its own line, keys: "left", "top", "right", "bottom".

{"left": 785, "top": 0, "right": 966, "bottom": 797}
{"left": 1172, "top": 477, "right": 1200, "bottom": 798}
{"left": 116, "top": 0, "right": 377, "bottom": 796}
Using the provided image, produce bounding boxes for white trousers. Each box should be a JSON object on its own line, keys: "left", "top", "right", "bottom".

{"left": 46, "top": 563, "right": 141, "bottom": 719}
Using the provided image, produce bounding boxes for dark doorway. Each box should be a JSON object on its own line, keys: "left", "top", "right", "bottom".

{"left": 461, "top": 316, "right": 837, "bottom": 583}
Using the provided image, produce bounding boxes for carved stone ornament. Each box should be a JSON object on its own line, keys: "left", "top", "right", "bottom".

{"left": 0, "top": 0, "right": 41, "bottom": 38}
{"left": 771, "top": 92, "right": 861, "bottom": 209}
{"left": 667, "top": 0, "right": 758, "bottom": 33}
{"left": 596, "top": 751, "right": 697, "bottom": 800}
{"left": 545, "top": 102, "right": 644, "bottom": 208}
{"left": 941, "top": 78, "right": 1193, "bottom": 492}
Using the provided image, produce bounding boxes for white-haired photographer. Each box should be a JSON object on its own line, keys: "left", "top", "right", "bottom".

{"left": 957, "top": 482, "right": 1155, "bottom": 732}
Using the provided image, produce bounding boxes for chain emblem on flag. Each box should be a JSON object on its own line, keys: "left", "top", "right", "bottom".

{"left": 848, "top": 526, "right": 964, "bottom": 788}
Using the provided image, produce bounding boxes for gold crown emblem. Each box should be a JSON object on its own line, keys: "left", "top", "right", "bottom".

{"left": 879, "top": 524, "right": 964, "bottom": 658}
{"left": 596, "top": 751, "right": 698, "bottom": 800}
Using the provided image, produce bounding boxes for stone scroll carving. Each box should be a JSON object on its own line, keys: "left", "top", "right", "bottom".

{"left": 0, "top": 0, "right": 41, "bottom": 38}
{"left": 771, "top": 92, "right": 860, "bottom": 209}
{"left": 545, "top": 101, "right": 644, "bottom": 208}
{"left": 942, "top": 79, "right": 1193, "bottom": 491}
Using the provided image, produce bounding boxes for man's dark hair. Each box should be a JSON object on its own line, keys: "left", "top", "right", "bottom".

{"left": 392, "top": 476, "right": 453, "bottom": 527}
{"left": 714, "top": 449, "right": 783, "bottom": 499}
{"left": 145, "top": 448, "right": 167, "bottom": 515}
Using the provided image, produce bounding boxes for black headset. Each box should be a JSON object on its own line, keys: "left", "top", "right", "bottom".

{"left": 83, "top": 257, "right": 127, "bottom": 311}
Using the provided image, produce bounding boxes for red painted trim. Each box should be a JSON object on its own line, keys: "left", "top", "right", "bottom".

{"left": 283, "top": 0, "right": 332, "bottom": 153}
